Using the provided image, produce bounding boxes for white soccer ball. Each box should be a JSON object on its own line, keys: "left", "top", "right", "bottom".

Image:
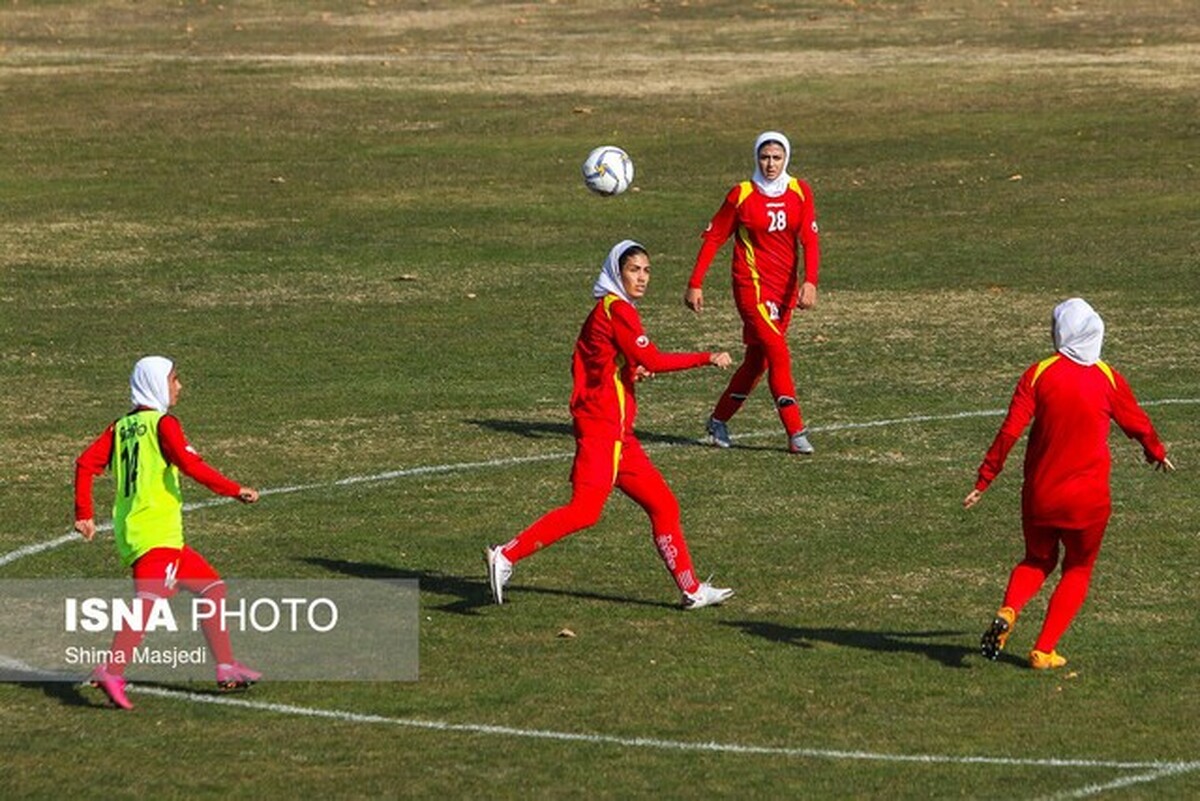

{"left": 582, "top": 145, "right": 634, "bottom": 196}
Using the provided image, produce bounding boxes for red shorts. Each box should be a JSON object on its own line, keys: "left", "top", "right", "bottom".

{"left": 131, "top": 545, "right": 223, "bottom": 599}
{"left": 733, "top": 286, "right": 794, "bottom": 346}
{"left": 1021, "top": 519, "right": 1107, "bottom": 571}
{"left": 569, "top": 432, "right": 660, "bottom": 493}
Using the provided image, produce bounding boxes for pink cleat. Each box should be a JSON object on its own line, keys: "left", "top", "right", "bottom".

{"left": 216, "top": 661, "right": 262, "bottom": 691}
{"left": 89, "top": 665, "right": 133, "bottom": 710}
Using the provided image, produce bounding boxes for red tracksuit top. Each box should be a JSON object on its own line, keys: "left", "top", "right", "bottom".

{"left": 74, "top": 411, "right": 242, "bottom": 521}
{"left": 688, "top": 178, "right": 820, "bottom": 305}
{"left": 975, "top": 354, "right": 1167, "bottom": 527}
{"left": 570, "top": 294, "right": 710, "bottom": 440}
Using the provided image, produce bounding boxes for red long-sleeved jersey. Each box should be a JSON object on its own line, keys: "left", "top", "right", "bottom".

{"left": 570, "top": 295, "right": 711, "bottom": 440}
{"left": 688, "top": 178, "right": 820, "bottom": 305}
{"left": 975, "top": 354, "right": 1167, "bottom": 527}
{"left": 74, "top": 411, "right": 242, "bottom": 520}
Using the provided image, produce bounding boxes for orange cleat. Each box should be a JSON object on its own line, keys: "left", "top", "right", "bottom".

{"left": 1029, "top": 649, "right": 1068, "bottom": 670}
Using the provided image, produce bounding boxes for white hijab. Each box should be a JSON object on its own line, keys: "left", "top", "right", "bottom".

{"left": 130, "top": 355, "right": 174, "bottom": 412}
{"left": 1052, "top": 298, "right": 1104, "bottom": 366}
{"left": 751, "top": 130, "right": 792, "bottom": 198}
{"left": 592, "top": 239, "right": 643, "bottom": 306}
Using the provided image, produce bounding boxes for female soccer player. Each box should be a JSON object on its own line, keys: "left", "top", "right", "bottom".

{"left": 74, "top": 356, "right": 262, "bottom": 709}
{"left": 684, "top": 130, "right": 821, "bottom": 454}
{"left": 486, "top": 241, "right": 735, "bottom": 609}
{"left": 964, "top": 299, "right": 1174, "bottom": 669}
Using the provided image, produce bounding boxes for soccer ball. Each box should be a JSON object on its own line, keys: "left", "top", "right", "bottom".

{"left": 581, "top": 145, "right": 634, "bottom": 196}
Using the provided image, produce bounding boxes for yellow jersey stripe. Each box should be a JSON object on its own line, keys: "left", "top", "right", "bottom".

{"left": 1031, "top": 354, "right": 1061, "bottom": 387}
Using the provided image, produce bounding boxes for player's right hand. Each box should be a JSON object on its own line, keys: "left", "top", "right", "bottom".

{"left": 238, "top": 487, "right": 261, "bottom": 503}
{"left": 1155, "top": 456, "right": 1176, "bottom": 472}
{"left": 710, "top": 351, "right": 732, "bottom": 369}
{"left": 684, "top": 287, "right": 704, "bottom": 313}
{"left": 74, "top": 519, "right": 97, "bottom": 541}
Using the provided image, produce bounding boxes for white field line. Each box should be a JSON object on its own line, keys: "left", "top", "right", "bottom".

{"left": 2, "top": 398, "right": 1194, "bottom": 571}
{"left": 122, "top": 685, "right": 1193, "bottom": 773}
{"left": 1, "top": 653, "right": 1193, "bottom": 780}
{"left": 1038, "top": 762, "right": 1200, "bottom": 799}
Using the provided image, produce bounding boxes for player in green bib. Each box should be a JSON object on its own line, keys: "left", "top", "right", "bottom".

{"left": 74, "top": 356, "right": 261, "bottom": 710}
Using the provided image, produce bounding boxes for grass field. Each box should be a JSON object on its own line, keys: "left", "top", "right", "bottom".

{"left": 2, "top": 1, "right": 1198, "bottom": 798}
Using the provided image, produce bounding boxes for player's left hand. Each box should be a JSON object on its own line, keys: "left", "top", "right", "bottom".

{"left": 797, "top": 281, "right": 818, "bottom": 310}
{"left": 634, "top": 365, "right": 654, "bottom": 382}
{"left": 962, "top": 489, "right": 984, "bottom": 509}
{"left": 74, "top": 519, "right": 97, "bottom": 541}
{"left": 1155, "top": 456, "right": 1176, "bottom": 472}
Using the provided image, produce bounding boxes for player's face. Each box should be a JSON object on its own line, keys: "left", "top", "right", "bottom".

{"left": 620, "top": 253, "right": 650, "bottom": 300}
{"left": 758, "top": 142, "right": 786, "bottom": 180}
{"left": 168, "top": 369, "right": 182, "bottom": 406}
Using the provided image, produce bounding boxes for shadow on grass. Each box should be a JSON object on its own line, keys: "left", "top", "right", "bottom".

{"left": 301, "top": 557, "right": 677, "bottom": 615}
{"left": 723, "top": 619, "right": 1022, "bottom": 669}
{"left": 466, "top": 418, "right": 698, "bottom": 447}
{"left": 14, "top": 678, "right": 95, "bottom": 708}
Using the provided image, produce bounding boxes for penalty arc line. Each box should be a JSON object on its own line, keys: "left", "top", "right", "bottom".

{"left": 2, "top": 401, "right": 1196, "bottom": 789}
{"left": 124, "top": 685, "right": 1195, "bottom": 774}
{"left": 1038, "top": 762, "right": 1200, "bottom": 800}
{"left": 1, "top": 398, "right": 1195, "bottom": 571}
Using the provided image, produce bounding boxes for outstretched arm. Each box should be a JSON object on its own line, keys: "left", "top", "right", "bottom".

{"left": 611, "top": 301, "right": 714, "bottom": 375}
{"left": 158, "top": 415, "right": 258, "bottom": 502}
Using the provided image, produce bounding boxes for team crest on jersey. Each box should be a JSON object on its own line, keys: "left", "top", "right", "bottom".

{"left": 811, "top": 221, "right": 819, "bottom": 234}
{"left": 635, "top": 335, "right": 650, "bottom": 348}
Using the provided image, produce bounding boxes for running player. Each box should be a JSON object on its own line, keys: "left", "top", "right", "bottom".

{"left": 486, "top": 241, "right": 735, "bottom": 609}
{"left": 74, "top": 356, "right": 261, "bottom": 709}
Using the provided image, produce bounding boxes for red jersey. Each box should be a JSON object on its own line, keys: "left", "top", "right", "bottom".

{"left": 688, "top": 178, "right": 820, "bottom": 306}
{"left": 75, "top": 411, "right": 242, "bottom": 521}
{"left": 570, "top": 295, "right": 711, "bottom": 439}
{"left": 975, "top": 355, "right": 1167, "bottom": 527}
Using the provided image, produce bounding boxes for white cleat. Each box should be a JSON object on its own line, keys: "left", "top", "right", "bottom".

{"left": 485, "top": 546, "right": 513, "bottom": 605}
{"left": 682, "top": 581, "right": 734, "bottom": 610}
{"left": 788, "top": 428, "right": 814, "bottom": 455}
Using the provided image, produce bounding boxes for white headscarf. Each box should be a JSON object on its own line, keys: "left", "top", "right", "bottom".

{"left": 592, "top": 239, "right": 644, "bottom": 306}
{"left": 1052, "top": 298, "right": 1104, "bottom": 366}
{"left": 130, "top": 355, "right": 174, "bottom": 412}
{"left": 751, "top": 130, "right": 792, "bottom": 198}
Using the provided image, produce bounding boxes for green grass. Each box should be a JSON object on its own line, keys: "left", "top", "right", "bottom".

{"left": 2, "top": 2, "right": 1198, "bottom": 798}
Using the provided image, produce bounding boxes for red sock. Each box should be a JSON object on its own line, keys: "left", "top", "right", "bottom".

{"left": 712, "top": 350, "right": 765, "bottom": 421}
{"left": 502, "top": 487, "right": 607, "bottom": 563}
{"left": 198, "top": 583, "right": 235, "bottom": 665}
{"left": 1002, "top": 562, "right": 1049, "bottom": 614}
{"left": 654, "top": 531, "right": 699, "bottom": 594}
{"left": 1034, "top": 565, "right": 1093, "bottom": 653}
{"left": 106, "top": 622, "right": 147, "bottom": 677}
{"left": 775, "top": 396, "right": 804, "bottom": 436}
